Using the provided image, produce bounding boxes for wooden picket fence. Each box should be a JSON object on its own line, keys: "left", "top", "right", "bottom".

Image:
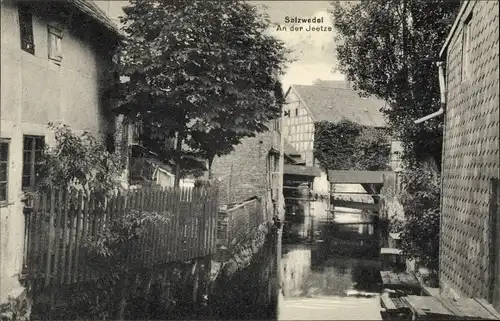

{"left": 217, "top": 197, "right": 266, "bottom": 246}
{"left": 22, "top": 186, "right": 219, "bottom": 289}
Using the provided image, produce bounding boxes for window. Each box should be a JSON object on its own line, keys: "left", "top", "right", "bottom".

{"left": 48, "top": 25, "right": 62, "bottom": 64}
{"left": 461, "top": 14, "right": 472, "bottom": 81}
{"left": 22, "top": 136, "right": 45, "bottom": 190}
{"left": 295, "top": 108, "right": 298, "bottom": 116}
{"left": 18, "top": 5, "right": 35, "bottom": 54}
{"left": 0, "top": 140, "right": 9, "bottom": 204}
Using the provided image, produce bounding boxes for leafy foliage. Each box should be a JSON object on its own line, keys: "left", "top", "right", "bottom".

{"left": 37, "top": 122, "right": 123, "bottom": 195}
{"left": 113, "top": 0, "right": 290, "bottom": 183}
{"left": 331, "top": 0, "right": 461, "bottom": 166}
{"left": 0, "top": 297, "right": 30, "bottom": 321}
{"left": 390, "top": 166, "right": 441, "bottom": 270}
{"left": 313, "top": 119, "right": 391, "bottom": 171}
{"left": 35, "top": 123, "right": 176, "bottom": 319}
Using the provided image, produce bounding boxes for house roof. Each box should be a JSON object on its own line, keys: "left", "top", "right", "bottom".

{"left": 313, "top": 80, "right": 351, "bottom": 89}
{"left": 289, "top": 85, "right": 387, "bottom": 128}
{"left": 439, "top": 0, "right": 471, "bottom": 58}
{"left": 271, "top": 139, "right": 305, "bottom": 163}
{"left": 66, "top": 0, "right": 120, "bottom": 36}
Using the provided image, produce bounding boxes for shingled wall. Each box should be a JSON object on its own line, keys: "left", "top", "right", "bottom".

{"left": 440, "top": 0, "right": 499, "bottom": 310}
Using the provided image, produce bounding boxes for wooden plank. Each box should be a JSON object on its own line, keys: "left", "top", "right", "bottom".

{"left": 170, "top": 187, "right": 177, "bottom": 261}
{"left": 474, "top": 298, "right": 500, "bottom": 320}
{"left": 401, "top": 296, "right": 428, "bottom": 318}
{"left": 457, "top": 298, "right": 496, "bottom": 320}
{"left": 143, "top": 188, "right": 151, "bottom": 267}
{"left": 66, "top": 192, "right": 75, "bottom": 284}
{"left": 188, "top": 191, "right": 195, "bottom": 259}
{"left": 153, "top": 187, "right": 160, "bottom": 266}
{"left": 284, "top": 164, "right": 321, "bottom": 177}
{"left": 165, "top": 187, "right": 172, "bottom": 261}
{"left": 209, "top": 188, "right": 218, "bottom": 254}
{"left": 27, "top": 195, "right": 36, "bottom": 279}
{"left": 204, "top": 189, "right": 211, "bottom": 255}
{"left": 86, "top": 194, "right": 97, "bottom": 281}
{"left": 331, "top": 199, "right": 379, "bottom": 211}
{"left": 165, "top": 187, "right": 172, "bottom": 262}
{"left": 139, "top": 188, "right": 147, "bottom": 264}
{"left": 73, "top": 191, "right": 83, "bottom": 284}
{"left": 381, "top": 295, "right": 398, "bottom": 311}
{"left": 80, "top": 194, "right": 89, "bottom": 283}
{"left": 38, "top": 194, "right": 49, "bottom": 282}
{"left": 148, "top": 188, "right": 155, "bottom": 267}
{"left": 51, "top": 190, "right": 62, "bottom": 287}
{"left": 157, "top": 187, "right": 166, "bottom": 263}
{"left": 59, "top": 191, "right": 68, "bottom": 285}
{"left": 173, "top": 188, "right": 180, "bottom": 261}
{"left": 156, "top": 187, "right": 162, "bottom": 264}
{"left": 129, "top": 190, "right": 138, "bottom": 265}
{"left": 44, "top": 190, "right": 56, "bottom": 287}
{"left": 161, "top": 188, "right": 167, "bottom": 262}
{"left": 406, "top": 295, "right": 455, "bottom": 318}
{"left": 116, "top": 191, "right": 125, "bottom": 264}
{"left": 434, "top": 296, "right": 466, "bottom": 318}
{"left": 327, "top": 170, "right": 392, "bottom": 184}
{"left": 386, "top": 271, "right": 398, "bottom": 285}
{"left": 197, "top": 189, "right": 204, "bottom": 258}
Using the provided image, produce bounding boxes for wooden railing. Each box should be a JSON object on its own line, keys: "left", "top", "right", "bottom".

{"left": 217, "top": 197, "right": 265, "bottom": 246}
{"left": 22, "top": 186, "right": 219, "bottom": 288}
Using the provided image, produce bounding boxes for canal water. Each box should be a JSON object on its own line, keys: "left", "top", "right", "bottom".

{"left": 281, "top": 214, "right": 382, "bottom": 298}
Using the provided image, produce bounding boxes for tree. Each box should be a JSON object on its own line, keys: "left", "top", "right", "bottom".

{"left": 391, "top": 166, "right": 441, "bottom": 274}
{"left": 313, "top": 119, "right": 390, "bottom": 171}
{"left": 331, "top": 0, "right": 461, "bottom": 167}
{"left": 114, "top": 0, "right": 290, "bottom": 186}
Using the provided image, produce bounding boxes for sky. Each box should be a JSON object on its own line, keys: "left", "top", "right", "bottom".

{"left": 94, "top": 0, "right": 343, "bottom": 90}
{"left": 250, "top": 1, "right": 344, "bottom": 89}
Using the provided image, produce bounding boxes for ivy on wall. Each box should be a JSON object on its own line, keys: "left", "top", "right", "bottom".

{"left": 313, "top": 119, "right": 391, "bottom": 171}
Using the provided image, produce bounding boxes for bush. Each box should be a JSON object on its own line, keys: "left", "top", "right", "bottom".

{"left": 37, "top": 122, "right": 123, "bottom": 195}
{"left": 33, "top": 122, "right": 173, "bottom": 320}
{"left": 390, "top": 166, "right": 441, "bottom": 271}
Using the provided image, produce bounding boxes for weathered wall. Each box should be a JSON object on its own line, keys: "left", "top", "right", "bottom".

{"left": 209, "top": 221, "right": 278, "bottom": 319}
{"left": 282, "top": 89, "right": 315, "bottom": 166}
{"left": 440, "top": 0, "right": 499, "bottom": 310}
{"left": 0, "top": 1, "right": 117, "bottom": 302}
{"left": 211, "top": 130, "right": 280, "bottom": 205}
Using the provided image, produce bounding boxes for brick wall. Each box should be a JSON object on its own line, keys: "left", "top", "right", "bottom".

{"left": 440, "top": 0, "right": 499, "bottom": 309}
{"left": 211, "top": 131, "right": 277, "bottom": 205}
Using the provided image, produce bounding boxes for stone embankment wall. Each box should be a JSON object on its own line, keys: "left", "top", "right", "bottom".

{"left": 210, "top": 220, "right": 278, "bottom": 319}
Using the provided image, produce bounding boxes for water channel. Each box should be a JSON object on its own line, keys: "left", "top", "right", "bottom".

{"left": 281, "top": 213, "right": 383, "bottom": 299}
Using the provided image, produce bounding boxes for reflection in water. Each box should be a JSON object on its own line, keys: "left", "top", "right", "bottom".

{"left": 282, "top": 215, "right": 382, "bottom": 298}
{"left": 282, "top": 245, "right": 381, "bottom": 298}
